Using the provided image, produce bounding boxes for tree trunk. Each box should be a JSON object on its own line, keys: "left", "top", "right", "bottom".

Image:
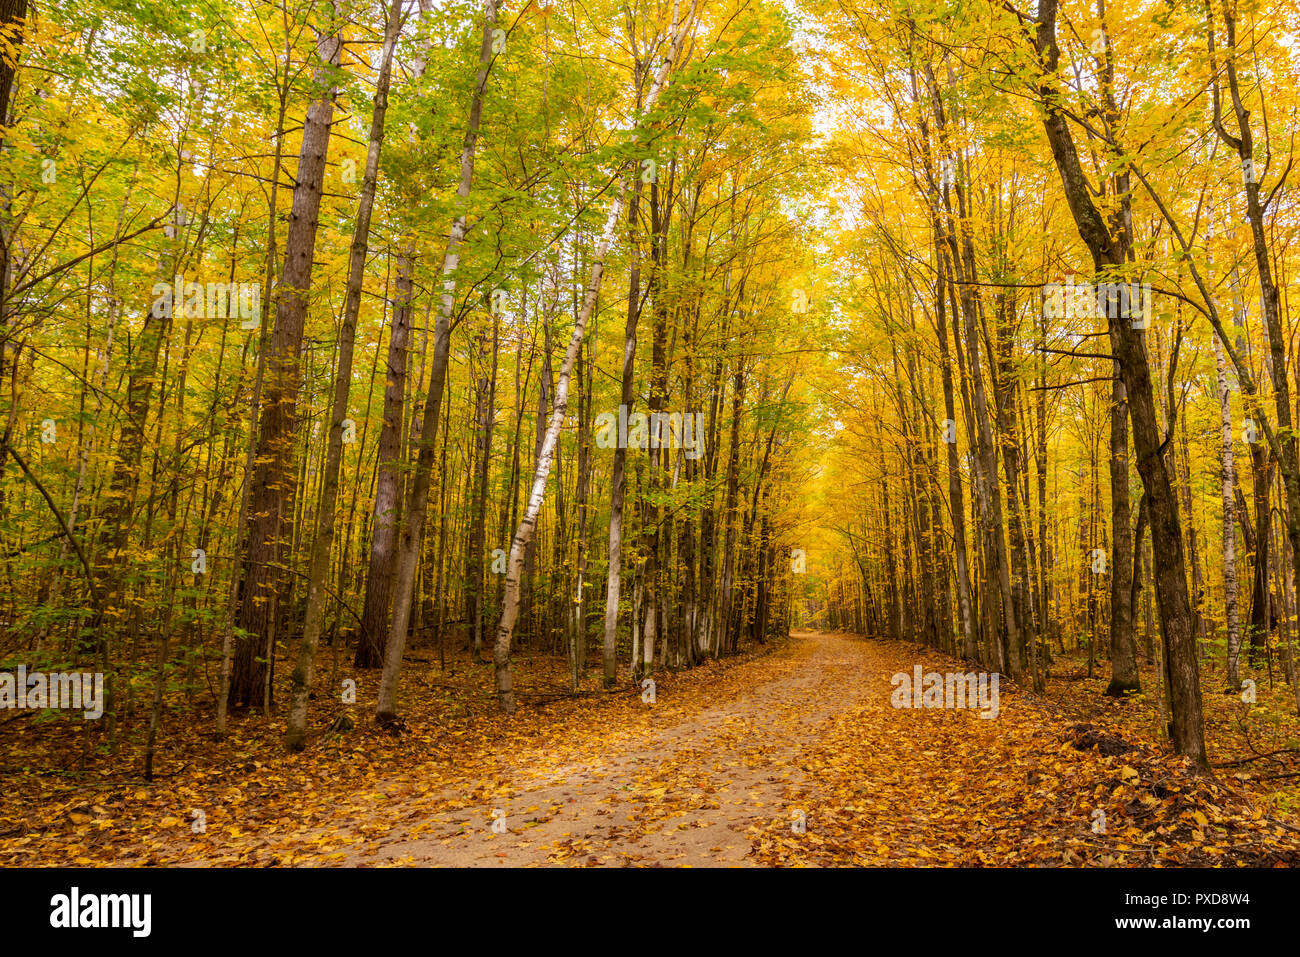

{"left": 232, "top": 17, "right": 344, "bottom": 710}
{"left": 1105, "top": 374, "right": 1140, "bottom": 695}
{"left": 375, "top": 0, "right": 499, "bottom": 724}
{"left": 495, "top": 5, "right": 696, "bottom": 710}
{"left": 284, "top": 0, "right": 403, "bottom": 748}
{"left": 1033, "top": 0, "right": 1206, "bottom": 766}
{"left": 601, "top": 127, "right": 646, "bottom": 687}
{"left": 355, "top": 252, "right": 413, "bottom": 667}
{"left": 1213, "top": 336, "right": 1241, "bottom": 691}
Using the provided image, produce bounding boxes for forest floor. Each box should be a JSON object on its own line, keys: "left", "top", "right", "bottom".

{"left": 3, "top": 631, "right": 1300, "bottom": 866}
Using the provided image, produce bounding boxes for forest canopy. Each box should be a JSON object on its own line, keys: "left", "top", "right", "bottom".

{"left": 3, "top": 0, "right": 1300, "bottom": 870}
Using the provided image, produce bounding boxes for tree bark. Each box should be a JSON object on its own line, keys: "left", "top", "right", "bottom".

{"left": 284, "top": 0, "right": 403, "bottom": 748}
{"left": 1033, "top": 0, "right": 1206, "bottom": 766}
{"left": 497, "top": 3, "right": 696, "bottom": 709}
{"left": 375, "top": 0, "right": 499, "bottom": 724}
{"left": 1213, "top": 336, "right": 1242, "bottom": 690}
{"left": 1105, "top": 374, "right": 1140, "bottom": 695}
{"left": 355, "top": 252, "right": 413, "bottom": 668}
{"left": 232, "top": 15, "right": 344, "bottom": 709}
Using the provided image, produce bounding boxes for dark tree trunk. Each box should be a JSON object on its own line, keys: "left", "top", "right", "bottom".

{"left": 355, "top": 255, "right": 414, "bottom": 667}
{"left": 233, "top": 22, "right": 343, "bottom": 709}
{"left": 1033, "top": 0, "right": 1206, "bottom": 766}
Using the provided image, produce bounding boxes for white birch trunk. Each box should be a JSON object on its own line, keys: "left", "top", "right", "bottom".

{"left": 1213, "top": 336, "right": 1241, "bottom": 689}
{"left": 492, "top": 3, "right": 696, "bottom": 711}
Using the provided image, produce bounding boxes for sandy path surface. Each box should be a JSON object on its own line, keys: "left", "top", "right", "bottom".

{"left": 344, "top": 631, "right": 869, "bottom": 866}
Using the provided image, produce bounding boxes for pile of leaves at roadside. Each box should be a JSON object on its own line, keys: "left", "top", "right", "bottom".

{"left": 750, "top": 642, "right": 1300, "bottom": 867}
{"left": 0, "top": 639, "right": 786, "bottom": 866}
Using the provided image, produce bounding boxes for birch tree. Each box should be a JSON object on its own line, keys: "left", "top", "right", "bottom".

{"left": 493, "top": 0, "right": 698, "bottom": 712}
